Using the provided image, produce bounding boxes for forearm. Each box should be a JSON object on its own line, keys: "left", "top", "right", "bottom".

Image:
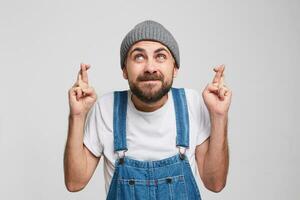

{"left": 203, "top": 114, "right": 229, "bottom": 191}
{"left": 64, "top": 114, "right": 88, "bottom": 190}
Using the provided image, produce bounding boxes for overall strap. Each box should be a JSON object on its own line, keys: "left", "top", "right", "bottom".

{"left": 113, "top": 90, "right": 128, "bottom": 152}
{"left": 171, "top": 87, "right": 190, "bottom": 148}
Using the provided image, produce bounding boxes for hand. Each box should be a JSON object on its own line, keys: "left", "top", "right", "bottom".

{"left": 202, "top": 64, "right": 232, "bottom": 117}
{"left": 68, "top": 63, "right": 97, "bottom": 117}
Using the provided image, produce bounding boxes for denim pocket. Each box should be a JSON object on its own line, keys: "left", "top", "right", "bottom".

{"left": 117, "top": 179, "right": 148, "bottom": 200}
{"left": 156, "top": 175, "right": 188, "bottom": 200}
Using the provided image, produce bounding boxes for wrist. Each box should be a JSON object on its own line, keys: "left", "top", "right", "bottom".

{"left": 69, "top": 113, "right": 87, "bottom": 121}
{"left": 210, "top": 113, "right": 228, "bottom": 130}
{"left": 209, "top": 112, "right": 228, "bottom": 120}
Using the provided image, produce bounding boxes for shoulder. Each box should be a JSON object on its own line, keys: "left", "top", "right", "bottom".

{"left": 84, "top": 90, "right": 114, "bottom": 118}
{"left": 98, "top": 90, "right": 114, "bottom": 103}
{"left": 182, "top": 87, "right": 202, "bottom": 106}
{"left": 94, "top": 89, "right": 129, "bottom": 122}
{"left": 180, "top": 87, "right": 205, "bottom": 118}
{"left": 89, "top": 90, "right": 124, "bottom": 132}
{"left": 97, "top": 89, "right": 129, "bottom": 104}
{"left": 97, "top": 89, "right": 129, "bottom": 108}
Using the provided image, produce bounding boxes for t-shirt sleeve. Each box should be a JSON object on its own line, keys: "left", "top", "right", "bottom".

{"left": 196, "top": 91, "right": 211, "bottom": 146}
{"left": 83, "top": 101, "right": 104, "bottom": 157}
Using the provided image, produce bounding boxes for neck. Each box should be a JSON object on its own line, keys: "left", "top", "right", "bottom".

{"left": 131, "top": 93, "right": 168, "bottom": 112}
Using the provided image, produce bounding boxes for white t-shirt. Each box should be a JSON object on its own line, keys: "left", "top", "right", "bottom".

{"left": 83, "top": 87, "right": 211, "bottom": 194}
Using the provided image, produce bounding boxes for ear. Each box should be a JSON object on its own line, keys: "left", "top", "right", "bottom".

{"left": 122, "top": 67, "right": 128, "bottom": 80}
{"left": 173, "top": 65, "right": 179, "bottom": 78}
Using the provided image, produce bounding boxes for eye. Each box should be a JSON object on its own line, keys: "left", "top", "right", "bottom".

{"left": 156, "top": 54, "right": 167, "bottom": 61}
{"left": 134, "top": 54, "right": 145, "bottom": 62}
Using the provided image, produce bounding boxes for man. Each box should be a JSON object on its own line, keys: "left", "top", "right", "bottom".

{"left": 64, "top": 20, "right": 232, "bottom": 199}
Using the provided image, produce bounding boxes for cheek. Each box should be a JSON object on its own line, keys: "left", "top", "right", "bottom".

{"left": 162, "top": 68, "right": 174, "bottom": 79}
{"left": 126, "top": 69, "right": 140, "bottom": 82}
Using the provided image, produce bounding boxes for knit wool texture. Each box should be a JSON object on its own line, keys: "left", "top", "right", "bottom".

{"left": 120, "top": 20, "right": 180, "bottom": 69}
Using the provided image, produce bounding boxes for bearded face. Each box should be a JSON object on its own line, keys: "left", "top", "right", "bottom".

{"left": 123, "top": 41, "right": 178, "bottom": 104}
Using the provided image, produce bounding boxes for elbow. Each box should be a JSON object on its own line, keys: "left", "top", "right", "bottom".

{"left": 64, "top": 171, "right": 88, "bottom": 192}
{"left": 65, "top": 181, "right": 86, "bottom": 193}
{"left": 208, "top": 184, "right": 226, "bottom": 193}
{"left": 204, "top": 179, "right": 226, "bottom": 193}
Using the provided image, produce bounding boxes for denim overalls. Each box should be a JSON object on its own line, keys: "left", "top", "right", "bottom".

{"left": 106, "top": 87, "right": 202, "bottom": 200}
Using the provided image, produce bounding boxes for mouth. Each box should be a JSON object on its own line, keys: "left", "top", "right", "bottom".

{"left": 143, "top": 80, "right": 159, "bottom": 82}
{"left": 141, "top": 80, "right": 160, "bottom": 84}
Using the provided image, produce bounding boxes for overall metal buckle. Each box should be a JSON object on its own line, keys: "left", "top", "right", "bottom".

{"left": 178, "top": 146, "right": 186, "bottom": 160}
{"left": 117, "top": 150, "right": 126, "bottom": 165}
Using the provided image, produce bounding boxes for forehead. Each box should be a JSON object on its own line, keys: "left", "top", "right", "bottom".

{"left": 128, "top": 40, "right": 171, "bottom": 54}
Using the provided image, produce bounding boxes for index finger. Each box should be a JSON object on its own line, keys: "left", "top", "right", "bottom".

{"left": 212, "top": 64, "right": 225, "bottom": 84}
{"left": 219, "top": 71, "right": 225, "bottom": 87}
{"left": 80, "top": 63, "right": 91, "bottom": 84}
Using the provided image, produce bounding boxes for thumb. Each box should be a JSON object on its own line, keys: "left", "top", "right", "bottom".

{"left": 82, "top": 87, "right": 97, "bottom": 98}
{"left": 205, "top": 83, "right": 219, "bottom": 94}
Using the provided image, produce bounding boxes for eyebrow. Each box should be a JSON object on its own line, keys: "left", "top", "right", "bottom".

{"left": 129, "top": 47, "right": 170, "bottom": 57}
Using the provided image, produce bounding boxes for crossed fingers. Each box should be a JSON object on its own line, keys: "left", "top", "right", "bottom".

{"left": 212, "top": 64, "right": 225, "bottom": 86}
{"left": 211, "top": 64, "right": 229, "bottom": 99}
{"left": 72, "top": 63, "right": 91, "bottom": 99}
{"left": 73, "top": 63, "right": 90, "bottom": 87}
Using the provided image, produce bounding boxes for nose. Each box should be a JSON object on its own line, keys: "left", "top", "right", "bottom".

{"left": 144, "top": 57, "right": 157, "bottom": 74}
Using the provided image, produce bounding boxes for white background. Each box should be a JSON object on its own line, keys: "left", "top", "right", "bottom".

{"left": 0, "top": 0, "right": 299, "bottom": 199}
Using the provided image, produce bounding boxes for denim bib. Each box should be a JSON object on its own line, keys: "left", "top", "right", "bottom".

{"left": 106, "top": 87, "right": 202, "bottom": 200}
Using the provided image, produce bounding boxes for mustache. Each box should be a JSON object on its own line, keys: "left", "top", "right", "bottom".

{"left": 137, "top": 73, "right": 164, "bottom": 81}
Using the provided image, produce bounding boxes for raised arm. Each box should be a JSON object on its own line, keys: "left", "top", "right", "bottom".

{"left": 64, "top": 63, "right": 100, "bottom": 192}
{"left": 196, "top": 64, "right": 232, "bottom": 193}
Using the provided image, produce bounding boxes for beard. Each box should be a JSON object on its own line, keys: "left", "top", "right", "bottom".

{"left": 128, "top": 72, "right": 173, "bottom": 104}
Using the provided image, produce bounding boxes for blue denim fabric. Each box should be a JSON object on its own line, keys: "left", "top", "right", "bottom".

{"left": 107, "top": 87, "right": 202, "bottom": 200}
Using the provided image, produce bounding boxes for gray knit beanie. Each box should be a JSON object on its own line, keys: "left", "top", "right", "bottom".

{"left": 120, "top": 20, "right": 180, "bottom": 69}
